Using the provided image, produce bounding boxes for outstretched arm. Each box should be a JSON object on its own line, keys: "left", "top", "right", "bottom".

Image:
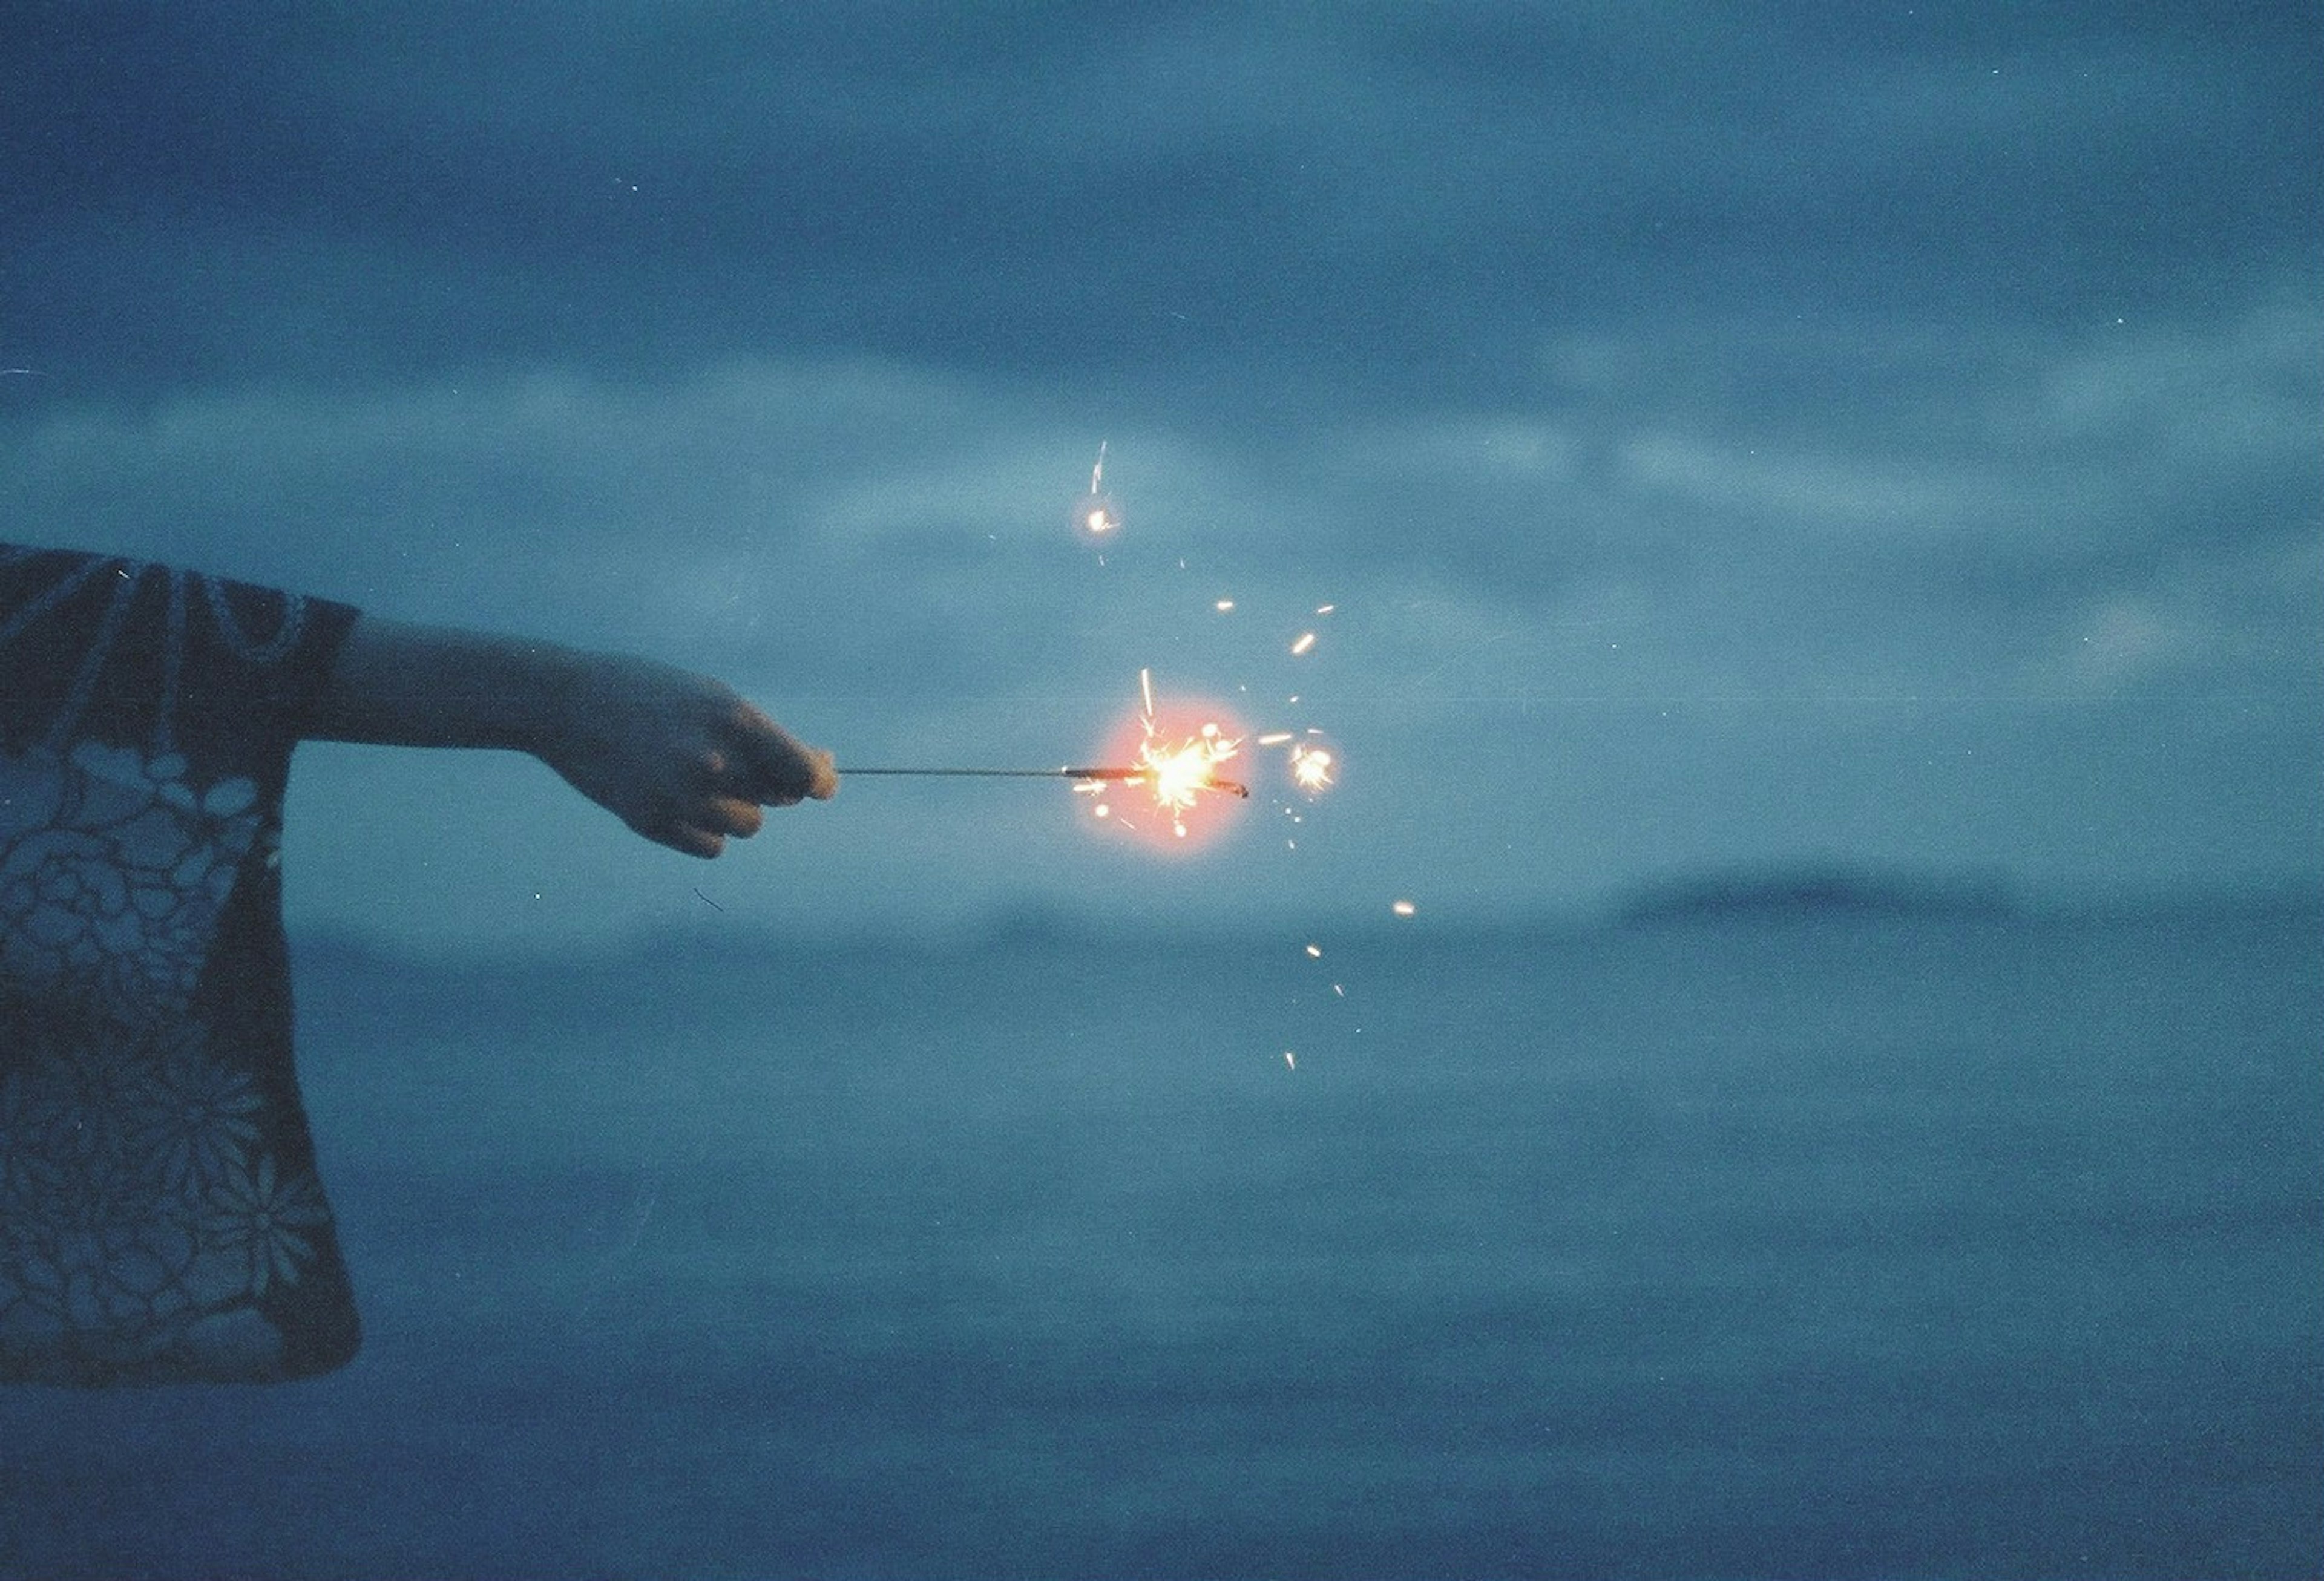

{"left": 308, "top": 615, "right": 837, "bottom": 857}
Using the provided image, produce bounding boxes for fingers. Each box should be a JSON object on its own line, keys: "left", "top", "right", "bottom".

{"left": 658, "top": 793, "right": 763, "bottom": 854}
{"left": 801, "top": 746, "right": 839, "bottom": 800}
{"left": 721, "top": 699, "right": 838, "bottom": 804}
{"left": 650, "top": 799, "right": 761, "bottom": 858}
{"left": 661, "top": 824, "right": 727, "bottom": 859}
{"left": 703, "top": 793, "right": 764, "bottom": 838}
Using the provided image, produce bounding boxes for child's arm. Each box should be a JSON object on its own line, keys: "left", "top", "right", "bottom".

{"left": 308, "top": 615, "right": 836, "bottom": 857}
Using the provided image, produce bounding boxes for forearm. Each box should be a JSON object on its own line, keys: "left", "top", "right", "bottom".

{"left": 305, "top": 612, "right": 835, "bottom": 856}
{"left": 307, "top": 614, "right": 577, "bottom": 753}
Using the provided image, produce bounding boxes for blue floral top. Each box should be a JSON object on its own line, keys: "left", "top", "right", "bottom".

{"left": 1, "top": 544, "right": 360, "bottom": 1384}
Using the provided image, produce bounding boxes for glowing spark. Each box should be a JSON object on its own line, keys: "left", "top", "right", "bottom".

{"left": 1391, "top": 899, "right": 1416, "bottom": 918}
{"left": 1315, "top": 603, "right": 1336, "bottom": 615}
{"left": 1290, "top": 632, "right": 1317, "bottom": 656}
{"left": 1289, "top": 743, "right": 1335, "bottom": 794}
{"left": 1078, "top": 668, "right": 1246, "bottom": 839}
{"left": 1304, "top": 943, "right": 1322, "bottom": 959}
{"left": 1284, "top": 1050, "right": 1297, "bottom": 1071}
{"left": 1135, "top": 718, "right": 1241, "bottom": 837}
{"left": 1072, "top": 440, "right": 1121, "bottom": 538}
{"left": 1215, "top": 598, "right": 1236, "bottom": 612}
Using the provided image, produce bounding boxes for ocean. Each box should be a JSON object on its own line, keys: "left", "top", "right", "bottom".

{"left": 3, "top": 900, "right": 2317, "bottom": 1579}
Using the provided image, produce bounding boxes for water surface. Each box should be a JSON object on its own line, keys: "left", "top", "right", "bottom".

{"left": 3, "top": 904, "right": 2317, "bottom": 1578}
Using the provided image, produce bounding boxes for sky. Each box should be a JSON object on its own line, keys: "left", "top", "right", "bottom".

{"left": 4, "top": 3, "right": 2319, "bottom": 948}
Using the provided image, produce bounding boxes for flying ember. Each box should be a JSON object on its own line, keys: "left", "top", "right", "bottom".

{"left": 1071, "top": 440, "right": 1122, "bottom": 539}
{"left": 1289, "top": 741, "right": 1336, "bottom": 793}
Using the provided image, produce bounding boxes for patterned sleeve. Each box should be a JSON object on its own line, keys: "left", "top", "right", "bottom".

{"left": 2, "top": 542, "right": 366, "bottom": 1384}
{"left": 0, "top": 542, "right": 358, "bottom": 770}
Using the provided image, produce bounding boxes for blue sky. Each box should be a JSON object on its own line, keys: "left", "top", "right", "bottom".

{"left": 4, "top": 4, "right": 2318, "bottom": 946}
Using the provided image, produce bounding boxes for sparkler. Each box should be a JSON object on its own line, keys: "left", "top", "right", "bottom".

{"left": 849, "top": 662, "right": 1331, "bottom": 840}
{"left": 849, "top": 669, "right": 1261, "bottom": 845}
{"left": 861, "top": 434, "right": 1342, "bottom": 856}
{"left": 844, "top": 765, "right": 1250, "bottom": 797}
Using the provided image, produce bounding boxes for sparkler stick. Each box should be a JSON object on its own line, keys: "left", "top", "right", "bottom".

{"left": 845, "top": 765, "right": 1249, "bottom": 797}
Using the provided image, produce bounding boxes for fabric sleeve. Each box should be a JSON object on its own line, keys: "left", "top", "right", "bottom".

{"left": 0, "top": 541, "right": 358, "bottom": 771}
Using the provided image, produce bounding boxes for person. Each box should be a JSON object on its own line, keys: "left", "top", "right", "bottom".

{"left": 0, "top": 542, "right": 835, "bottom": 1384}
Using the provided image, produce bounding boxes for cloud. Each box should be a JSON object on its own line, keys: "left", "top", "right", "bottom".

{"left": 6, "top": 270, "right": 2314, "bottom": 716}
{"left": 11, "top": 4, "right": 2316, "bottom": 414}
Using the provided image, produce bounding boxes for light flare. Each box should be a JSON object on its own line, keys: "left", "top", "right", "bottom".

{"left": 1079, "top": 668, "right": 1247, "bottom": 842}
{"left": 1072, "top": 440, "right": 1122, "bottom": 538}
{"left": 1141, "top": 722, "right": 1240, "bottom": 830}
{"left": 1289, "top": 742, "right": 1335, "bottom": 794}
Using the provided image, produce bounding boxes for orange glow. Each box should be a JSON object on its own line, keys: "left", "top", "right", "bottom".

{"left": 1078, "top": 670, "right": 1247, "bottom": 849}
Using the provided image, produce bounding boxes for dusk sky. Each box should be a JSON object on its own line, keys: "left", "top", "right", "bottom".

{"left": 5, "top": 4, "right": 2317, "bottom": 948}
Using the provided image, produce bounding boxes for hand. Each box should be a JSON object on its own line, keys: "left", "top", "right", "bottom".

{"left": 539, "top": 650, "right": 838, "bottom": 857}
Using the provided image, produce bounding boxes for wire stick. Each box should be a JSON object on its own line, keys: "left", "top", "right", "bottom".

{"left": 844, "top": 766, "right": 1143, "bottom": 781}
{"left": 844, "top": 766, "right": 1249, "bottom": 797}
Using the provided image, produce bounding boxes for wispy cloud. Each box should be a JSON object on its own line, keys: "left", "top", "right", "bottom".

{"left": 8, "top": 280, "right": 2314, "bottom": 706}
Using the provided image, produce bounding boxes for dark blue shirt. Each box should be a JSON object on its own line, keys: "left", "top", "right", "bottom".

{"left": 1, "top": 544, "right": 361, "bottom": 1383}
